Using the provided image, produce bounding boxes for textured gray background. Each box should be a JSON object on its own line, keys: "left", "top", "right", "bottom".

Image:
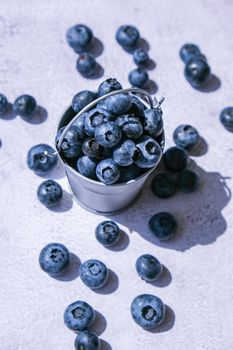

{"left": 1, "top": 0, "right": 233, "bottom": 349}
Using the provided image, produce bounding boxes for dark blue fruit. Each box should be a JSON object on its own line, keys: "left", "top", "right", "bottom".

{"left": 39, "top": 243, "right": 70, "bottom": 276}
{"left": 79, "top": 259, "right": 108, "bottom": 289}
{"left": 98, "top": 78, "right": 122, "bottom": 96}
{"left": 184, "top": 57, "right": 211, "bottom": 87}
{"left": 84, "top": 108, "right": 113, "bottom": 137}
{"left": 163, "top": 146, "right": 188, "bottom": 172}
{"left": 76, "top": 53, "right": 96, "bottom": 77}
{"left": 96, "top": 158, "right": 120, "bottom": 185}
{"left": 95, "top": 220, "right": 120, "bottom": 247}
{"left": 131, "top": 294, "right": 165, "bottom": 329}
{"left": 66, "top": 24, "right": 93, "bottom": 52}
{"left": 220, "top": 106, "right": 233, "bottom": 132}
{"left": 113, "top": 140, "right": 137, "bottom": 166}
{"left": 77, "top": 156, "right": 98, "bottom": 180}
{"left": 73, "top": 114, "right": 87, "bottom": 139}
{"left": 118, "top": 164, "right": 142, "bottom": 183}
{"left": 128, "top": 95, "right": 145, "bottom": 117}
{"left": 177, "top": 169, "right": 199, "bottom": 193}
{"left": 27, "top": 144, "right": 58, "bottom": 175}
{"left": 151, "top": 173, "right": 177, "bottom": 199}
{"left": 144, "top": 108, "right": 163, "bottom": 138}
{"left": 82, "top": 138, "right": 103, "bottom": 158}
{"left": 179, "top": 43, "right": 201, "bottom": 63}
{"left": 148, "top": 212, "right": 177, "bottom": 240}
{"left": 128, "top": 68, "right": 149, "bottom": 88}
{"left": 173, "top": 124, "right": 200, "bottom": 149}
{"left": 0, "top": 93, "right": 8, "bottom": 115}
{"left": 133, "top": 48, "right": 149, "bottom": 66}
{"left": 136, "top": 136, "right": 162, "bottom": 168}
{"left": 105, "top": 93, "right": 132, "bottom": 115}
{"left": 13, "top": 94, "right": 37, "bottom": 119}
{"left": 64, "top": 300, "right": 95, "bottom": 332}
{"left": 94, "top": 122, "right": 122, "bottom": 148}
{"left": 74, "top": 331, "right": 100, "bottom": 350}
{"left": 56, "top": 126, "right": 83, "bottom": 159}
{"left": 136, "top": 254, "right": 163, "bottom": 282}
{"left": 115, "top": 114, "right": 143, "bottom": 140}
{"left": 37, "top": 179, "right": 63, "bottom": 207}
{"left": 72, "top": 91, "right": 97, "bottom": 113}
{"left": 116, "top": 25, "right": 140, "bottom": 47}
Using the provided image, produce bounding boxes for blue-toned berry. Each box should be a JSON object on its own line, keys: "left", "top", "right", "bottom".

{"left": 98, "top": 78, "right": 122, "bottom": 96}
{"left": 113, "top": 140, "right": 137, "bottom": 166}
{"left": 79, "top": 259, "right": 108, "bottom": 289}
{"left": 179, "top": 43, "right": 201, "bottom": 63}
{"left": 94, "top": 122, "right": 122, "bottom": 148}
{"left": 64, "top": 300, "right": 95, "bottom": 332}
{"left": 56, "top": 126, "right": 83, "bottom": 159}
{"left": 84, "top": 108, "right": 113, "bottom": 137}
{"left": 135, "top": 136, "right": 162, "bottom": 168}
{"left": 184, "top": 57, "right": 211, "bottom": 87}
{"left": 39, "top": 243, "right": 70, "bottom": 276}
{"left": 0, "top": 93, "right": 8, "bottom": 115}
{"left": 151, "top": 173, "right": 177, "bottom": 199}
{"left": 116, "top": 25, "right": 140, "bottom": 47}
{"left": 131, "top": 294, "right": 165, "bottom": 329}
{"left": 27, "top": 144, "right": 58, "bottom": 175}
{"left": 74, "top": 331, "right": 100, "bottom": 350}
{"left": 106, "top": 93, "right": 132, "bottom": 115}
{"left": 148, "top": 212, "right": 177, "bottom": 240}
{"left": 72, "top": 114, "right": 87, "bottom": 139}
{"left": 173, "top": 124, "right": 200, "bottom": 149}
{"left": 72, "top": 91, "right": 98, "bottom": 114}
{"left": 96, "top": 158, "right": 120, "bottom": 185}
{"left": 116, "top": 114, "right": 143, "bottom": 140}
{"left": 77, "top": 156, "right": 98, "bottom": 180}
{"left": 128, "top": 68, "right": 149, "bottom": 88}
{"left": 119, "top": 164, "right": 142, "bottom": 183}
{"left": 128, "top": 95, "right": 145, "bottom": 117}
{"left": 163, "top": 146, "right": 188, "bottom": 172}
{"left": 82, "top": 138, "right": 103, "bottom": 158}
{"left": 37, "top": 180, "right": 63, "bottom": 207}
{"left": 177, "top": 169, "right": 199, "bottom": 193}
{"left": 66, "top": 24, "right": 93, "bottom": 52}
{"left": 95, "top": 221, "right": 120, "bottom": 247}
{"left": 133, "top": 49, "right": 149, "bottom": 66}
{"left": 76, "top": 53, "right": 96, "bottom": 77}
{"left": 136, "top": 254, "right": 162, "bottom": 282}
{"left": 13, "top": 94, "right": 37, "bottom": 119}
{"left": 144, "top": 108, "right": 163, "bottom": 138}
{"left": 220, "top": 106, "right": 233, "bottom": 132}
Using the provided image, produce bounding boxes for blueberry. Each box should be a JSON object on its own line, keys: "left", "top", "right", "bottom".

{"left": 66, "top": 24, "right": 93, "bottom": 52}
{"left": 133, "top": 49, "right": 149, "bottom": 66}
{"left": 135, "top": 136, "right": 162, "bottom": 168}
{"left": 151, "top": 173, "right": 177, "bottom": 199}
{"left": 163, "top": 146, "right": 189, "bottom": 172}
{"left": 184, "top": 57, "right": 211, "bottom": 87}
{"left": 113, "top": 140, "right": 137, "bottom": 166}
{"left": 94, "top": 122, "right": 122, "bottom": 148}
{"left": 13, "top": 94, "right": 37, "bottom": 119}
{"left": 177, "top": 169, "right": 199, "bottom": 193}
{"left": 72, "top": 91, "right": 98, "bottom": 114}
{"left": 128, "top": 68, "right": 149, "bottom": 88}
{"left": 131, "top": 294, "right": 165, "bottom": 329}
{"left": 74, "top": 331, "right": 100, "bottom": 350}
{"left": 179, "top": 43, "right": 201, "bottom": 63}
{"left": 82, "top": 138, "right": 103, "bottom": 158}
{"left": 119, "top": 164, "right": 142, "bottom": 183}
{"left": 144, "top": 108, "right": 163, "bottom": 138}
{"left": 56, "top": 126, "right": 83, "bottom": 159}
{"left": 76, "top": 53, "right": 96, "bottom": 77}
{"left": 128, "top": 95, "right": 145, "bottom": 117}
{"left": 136, "top": 254, "right": 162, "bottom": 282}
{"left": 115, "top": 114, "right": 143, "bottom": 140}
{"left": 37, "top": 179, "right": 63, "bottom": 207}
{"left": 95, "top": 220, "right": 120, "bottom": 247}
{"left": 79, "top": 259, "right": 108, "bottom": 289}
{"left": 105, "top": 93, "right": 132, "bottom": 115}
{"left": 0, "top": 93, "right": 8, "bottom": 115}
{"left": 72, "top": 114, "right": 87, "bottom": 139}
{"left": 39, "top": 243, "right": 70, "bottom": 276}
{"left": 84, "top": 108, "right": 113, "bottom": 137}
{"left": 220, "top": 106, "right": 233, "bottom": 132}
{"left": 64, "top": 300, "right": 95, "bottom": 332}
{"left": 27, "top": 144, "right": 58, "bottom": 175}
{"left": 116, "top": 25, "right": 140, "bottom": 47}
{"left": 173, "top": 124, "right": 200, "bottom": 149}
{"left": 98, "top": 78, "right": 122, "bottom": 96}
{"left": 77, "top": 156, "right": 98, "bottom": 180}
{"left": 148, "top": 212, "right": 177, "bottom": 240}
{"left": 96, "top": 158, "right": 120, "bottom": 185}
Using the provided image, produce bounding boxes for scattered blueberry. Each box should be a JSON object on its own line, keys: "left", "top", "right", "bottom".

{"left": 13, "top": 94, "right": 37, "bottom": 119}
{"left": 76, "top": 53, "right": 96, "bottom": 77}
{"left": 116, "top": 25, "right": 140, "bottom": 47}
{"left": 98, "top": 78, "right": 122, "bottom": 96}
{"left": 82, "top": 138, "right": 103, "bottom": 158}
{"left": 184, "top": 57, "right": 211, "bottom": 87}
{"left": 148, "top": 212, "right": 177, "bottom": 240}
{"left": 79, "top": 259, "right": 108, "bottom": 289}
{"left": 96, "top": 158, "right": 120, "bottom": 185}
{"left": 128, "top": 95, "right": 145, "bottom": 117}
{"left": 128, "top": 68, "right": 149, "bottom": 88}
{"left": 27, "top": 144, "right": 58, "bottom": 175}
{"left": 131, "top": 294, "right": 165, "bottom": 329}
{"left": 135, "top": 136, "right": 162, "bottom": 168}
{"left": 133, "top": 49, "right": 149, "bottom": 66}
{"left": 163, "top": 147, "right": 188, "bottom": 172}
{"left": 66, "top": 24, "right": 93, "bottom": 53}
{"left": 56, "top": 126, "right": 83, "bottom": 159}
{"left": 84, "top": 108, "right": 112, "bottom": 137}
{"left": 144, "top": 108, "right": 163, "bottom": 138}
{"left": 173, "top": 124, "right": 200, "bottom": 149}
{"left": 136, "top": 254, "right": 163, "bottom": 282}
{"left": 106, "top": 93, "right": 132, "bottom": 115}
{"left": 95, "top": 220, "right": 120, "bottom": 247}
{"left": 77, "top": 156, "right": 98, "bottom": 180}
{"left": 37, "top": 179, "right": 63, "bottom": 207}
{"left": 0, "top": 93, "right": 8, "bottom": 115}
{"left": 74, "top": 331, "right": 100, "bottom": 350}
{"left": 72, "top": 91, "right": 97, "bottom": 114}
{"left": 113, "top": 140, "right": 137, "bottom": 166}
{"left": 95, "top": 122, "right": 122, "bottom": 148}
{"left": 151, "top": 173, "right": 177, "bottom": 199}
{"left": 64, "top": 300, "right": 95, "bottom": 332}
{"left": 116, "top": 114, "right": 143, "bottom": 140}
{"left": 118, "top": 164, "right": 142, "bottom": 182}
{"left": 39, "top": 243, "right": 70, "bottom": 276}
{"left": 220, "top": 106, "right": 233, "bottom": 132}
{"left": 177, "top": 169, "right": 199, "bottom": 193}
{"left": 179, "top": 43, "right": 201, "bottom": 63}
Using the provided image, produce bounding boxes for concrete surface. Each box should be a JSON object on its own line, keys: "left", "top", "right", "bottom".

{"left": 1, "top": 0, "right": 233, "bottom": 349}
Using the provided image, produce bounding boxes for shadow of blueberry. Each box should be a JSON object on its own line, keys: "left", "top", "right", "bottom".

{"left": 107, "top": 230, "right": 130, "bottom": 252}
{"left": 94, "top": 269, "right": 119, "bottom": 295}
{"left": 0, "top": 103, "right": 16, "bottom": 120}
{"left": 188, "top": 137, "right": 208, "bottom": 157}
{"left": 193, "top": 74, "right": 221, "bottom": 93}
{"left": 144, "top": 80, "right": 158, "bottom": 95}
{"left": 87, "top": 38, "right": 104, "bottom": 58}
{"left": 26, "top": 106, "right": 48, "bottom": 124}
{"left": 146, "top": 305, "right": 175, "bottom": 333}
{"left": 53, "top": 253, "right": 80, "bottom": 281}
{"left": 91, "top": 310, "right": 107, "bottom": 336}
{"left": 49, "top": 190, "right": 73, "bottom": 213}
{"left": 80, "top": 63, "right": 104, "bottom": 80}
{"left": 38, "top": 160, "right": 66, "bottom": 180}
{"left": 149, "top": 265, "right": 172, "bottom": 288}
{"left": 144, "top": 59, "right": 156, "bottom": 71}
{"left": 100, "top": 339, "right": 112, "bottom": 350}
{"left": 122, "top": 37, "right": 150, "bottom": 54}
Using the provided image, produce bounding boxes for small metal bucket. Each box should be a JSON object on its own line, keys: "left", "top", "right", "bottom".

{"left": 55, "top": 88, "right": 165, "bottom": 214}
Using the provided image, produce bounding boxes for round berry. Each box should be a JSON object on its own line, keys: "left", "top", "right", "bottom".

{"left": 82, "top": 138, "right": 103, "bottom": 158}
{"left": 136, "top": 136, "right": 162, "bottom": 168}
{"left": 66, "top": 24, "right": 93, "bottom": 52}
{"left": 0, "top": 93, "right": 8, "bottom": 115}
{"left": 77, "top": 156, "right": 98, "bottom": 180}
{"left": 106, "top": 93, "right": 132, "bottom": 115}
{"left": 27, "top": 144, "right": 58, "bottom": 175}
{"left": 64, "top": 300, "right": 95, "bottom": 332}
{"left": 79, "top": 259, "right": 108, "bottom": 289}
{"left": 72, "top": 90, "right": 97, "bottom": 113}
{"left": 177, "top": 169, "right": 199, "bottom": 193}
{"left": 173, "top": 124, "right": 200, "bottom": 149}
{"left": 179, "top": 43, "right": 201, "bottom": 63}
{"left": 113, "top": 140, "right": 137, "bottom": 166}
{"left": 136, "top": 254, "right": 163, "bottom": 282}
{"left": 37, "top": 180, "right": 63, "bottom": 207}
{"left": 56, "top": 126, "right": 83, "bottom": 159}
{"left": 128, "top": 68, "right": 149, "bottom": 88}
{"left": 95, "top": 122, "right": 122, "bottom": 148}
{"left": 74, "top": 331, "right": 100, "bottom": 350}
{"left": 39, "top": 243, "right": 70, "bottom": 276}
{"left": 220, "top": 106, "right": 233, "bottom": 132}
{"left": 151, "top": 173, "right": 177, "bottom": 199}
{"left": 148, "top": 212, "right": 177, "bottom": 240}
{"left": 116, "top": 114, "right": 143, "bottom": 140}
{"left": 96, "top": 158, "right": 120, "bottom": 185}
{"left": 133, "top": 48, "right": 149, "bottom": 66}
{"left": 98, "top": 78, "right": 122, "bottom": 96}
{"left": 95, "top": 221, "right": 120, "bottom": 247}
{"left": 163, "top": 147, "right": 189, "bottom": 172}
{"left": 128, "top": 95, "right": 145, "bottom": 117}
{"left": 13, "top": 94, "right": 37, "bottom": 119}
{"left": 84, "top": 108, "right": 113, "bottom": 137}
{"left": 76, "top": 53, "right": 96, "bottom": 76}
{"left": 184, "top": 57, "right": 211, "bottom": 87}
{"left": 116, "top": 25, "right": 140, "bottom": 47}
{"left": 144, "top": 108, "right": 163, "bottom": 138}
